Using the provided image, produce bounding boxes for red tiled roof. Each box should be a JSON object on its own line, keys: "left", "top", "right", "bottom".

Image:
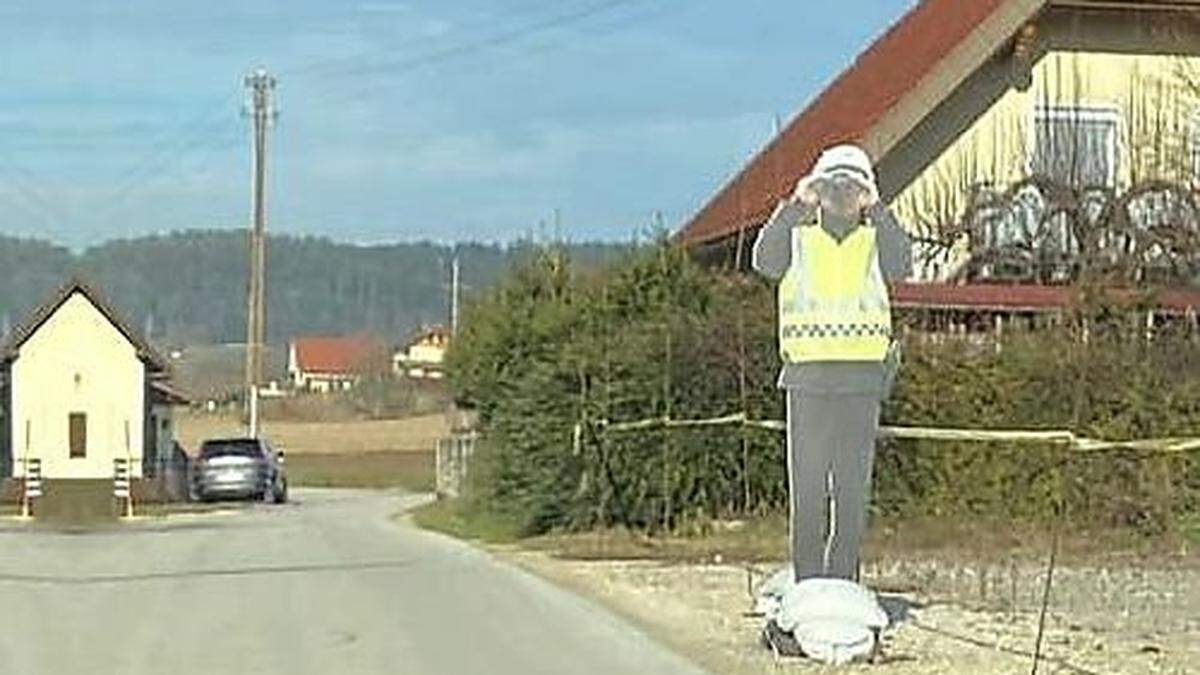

{"left": 291, "top": 335, "right": 386, "bottom": 375}
{"left": 679, "top": 0, "right": 1014, "bottom": 245}
{"left": 892, "top": 283, "right": 1200, "bottom": 314}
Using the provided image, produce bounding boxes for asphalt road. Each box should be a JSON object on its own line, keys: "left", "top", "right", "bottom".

{"left": 0, "top": 490, "right": 706, "bottom": 675}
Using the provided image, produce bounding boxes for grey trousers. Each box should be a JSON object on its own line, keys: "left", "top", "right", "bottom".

{"left": 786, "top": 389, "right": 880, "bottom": 581}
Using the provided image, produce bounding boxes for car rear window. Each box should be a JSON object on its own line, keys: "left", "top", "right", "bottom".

{"left": 200, "top": 440, "right": 262, "bottom": 459}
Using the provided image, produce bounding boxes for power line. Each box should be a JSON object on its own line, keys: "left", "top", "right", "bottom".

{"left": 0, "top": 0, "right": 677, "bottom": 244}
{"left": 472, "top": 0, "right": 696, "bottom": 91}
{"left": 39, "top": 2, "right": 632, "bottom": 234}
{"left": 0, "top": 161, "right": 68, "bottom": 231}
{"left": 97, "top": 114, "right": 240, "bottom": 230}
{"left": 103, "top": 89, "right": 241, "bottom": 194}
{"left": 511, "top": 0, "right": 682, "bottom": 54}
{"left": 293, "top": 0, "right": 643, "bottom": 82}
{"left": 87, "top": 89, "right": 242, "bottom": 232}
{"left": 283, "top": 0, "right": 582, "bottom": 78}
{"left": 0, "top": 87, "right": 241, "bottom": 239}
{"left": 120, "top": 102, "right": 238, "bottom": 189}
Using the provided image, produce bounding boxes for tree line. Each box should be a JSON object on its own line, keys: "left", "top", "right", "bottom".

{"left": 0, "top": 230, "right": 634, "bottom": 345}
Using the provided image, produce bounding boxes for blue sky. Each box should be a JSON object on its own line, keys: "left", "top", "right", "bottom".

{"left": 0, "top": 0, "right": 913, "bottom": 249}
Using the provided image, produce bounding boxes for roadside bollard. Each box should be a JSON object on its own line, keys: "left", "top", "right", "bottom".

{"left": 20, "top": 458, "right": 42, "bottom": 519}
{"left": 114, "top": 458, "right": 134, "bottom": 519}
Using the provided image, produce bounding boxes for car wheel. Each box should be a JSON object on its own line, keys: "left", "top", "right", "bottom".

{"left": 275, "top": 479, "right": 288, "bottom": 504}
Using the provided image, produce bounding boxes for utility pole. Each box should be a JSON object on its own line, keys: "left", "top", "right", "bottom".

{"left": 243, "top": 67, "right": 277, "bottom": 436}
{"left": 450, "top": 254, "right": 460, "bottom": 337}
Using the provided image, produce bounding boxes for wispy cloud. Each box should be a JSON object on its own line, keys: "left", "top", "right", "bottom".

{"left": 354, "top": 1, "right": 412, "bottom": 14}
{"left": 0, "top": 0, "right": 910, "bottom": 246}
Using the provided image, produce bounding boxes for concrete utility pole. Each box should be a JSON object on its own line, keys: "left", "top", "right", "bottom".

{"left": 243, "top": 67, "right": 277, "bottom": 435}
{"left": 450, "top": 254, "right": 460, "bottom": 337}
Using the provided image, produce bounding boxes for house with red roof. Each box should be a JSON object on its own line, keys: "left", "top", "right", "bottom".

{"left": 287, "top": 335, "right": 389, "bottom": 393}
{"left": 679, "top": 0, "right": 1200, "bottom": 318}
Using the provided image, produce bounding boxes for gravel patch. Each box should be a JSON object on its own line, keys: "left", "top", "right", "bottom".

{"left": 504, "top": 551, "right": 1199, "bottom": 674}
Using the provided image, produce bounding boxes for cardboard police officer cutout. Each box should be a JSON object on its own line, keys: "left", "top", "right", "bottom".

{"left": 751, "top": 144, "right": 912, "bottom": 582}
{"left": 750, "top": 144, "right": 913, "bottom": 663}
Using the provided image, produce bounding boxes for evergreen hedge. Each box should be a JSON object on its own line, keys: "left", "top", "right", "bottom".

{"left": 447, "top": 242, "right": 1200, "bottom": 536}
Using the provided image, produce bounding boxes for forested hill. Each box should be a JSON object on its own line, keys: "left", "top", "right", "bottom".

{"left": 0, "top": 230, "right": 636, "bottom": 344}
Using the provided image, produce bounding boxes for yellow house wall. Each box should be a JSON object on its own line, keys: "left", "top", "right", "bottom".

{"left": 892, "top": 50, "right": 1200, "bottom": 279}
{"left": 10, "top": 293, "right": 145, "bottom": 479}
{"left": 407, "top": 344, "right": 445, "bottom": 364}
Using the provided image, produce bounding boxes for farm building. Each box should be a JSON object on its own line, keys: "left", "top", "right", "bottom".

{"left": 0, "top": 279, "right": 186, "bottom": 481}
{"left": 393, "top": 325, "right": 450, "bottom": 380}
{"left": 287, "top": 334, "right": 389, "bottom": 392}
{"left": 680, "top": 0, "right": 1200, "bottom": 318}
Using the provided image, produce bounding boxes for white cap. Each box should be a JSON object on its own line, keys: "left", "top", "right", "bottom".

{"left": 795, "top": 144, "right": 879, "bottom": 205}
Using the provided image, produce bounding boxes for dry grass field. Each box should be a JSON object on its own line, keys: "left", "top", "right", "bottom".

{"left": 175, "top": 410, "right": 450, "bottom": 455}
{"left": 285, "top": 451, "right": 435, "bottom": 491}
{"left": 175, "top": 410, "right": 446, "bottom": 492}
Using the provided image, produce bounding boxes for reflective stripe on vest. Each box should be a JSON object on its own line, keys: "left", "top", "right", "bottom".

{"left": 777, "top": 218, "right": 891, "bottom": 363}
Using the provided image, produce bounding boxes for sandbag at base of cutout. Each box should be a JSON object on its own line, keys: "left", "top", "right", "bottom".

{"left": 755, "top": 573, "right": 888, "bottom": 665}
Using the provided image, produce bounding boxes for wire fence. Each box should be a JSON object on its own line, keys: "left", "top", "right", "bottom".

{"left": 590, "top": 413, "right": 1200, "bottom": 454}
{"left": 436, "top": 432, "right": 478, "bottom": 498}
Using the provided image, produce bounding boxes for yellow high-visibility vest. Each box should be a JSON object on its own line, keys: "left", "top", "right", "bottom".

{"left": 778, "top": 215, "right": 891, "bottom": 363}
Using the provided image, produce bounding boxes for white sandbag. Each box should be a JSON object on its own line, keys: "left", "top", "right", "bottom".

{"left": 791, "top": 621, "right": 875, "bottom": 666}
{"left": 775, "top": 577, "right": 888, "bottom": 665}
{"left": 777, "top": 577, "right": 889, "bottom": 631}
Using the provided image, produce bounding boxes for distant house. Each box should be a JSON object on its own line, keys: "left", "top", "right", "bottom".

{"left": 393, "top": 326, "right": 450, "bottom": 380}
{"left": 287, "top": 335, "right": 388, "bottom": 392}
{"left": 0, "top": 279, "right": 186, "bottom": 481}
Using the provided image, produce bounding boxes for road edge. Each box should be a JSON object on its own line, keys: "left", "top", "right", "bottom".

{"left": 392, "top": 496, "right": 715, "bottom": 674}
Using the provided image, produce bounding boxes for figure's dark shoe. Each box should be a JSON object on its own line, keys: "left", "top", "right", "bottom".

{"left": 761, "top": 619, "right": 804, "bottom": 658}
